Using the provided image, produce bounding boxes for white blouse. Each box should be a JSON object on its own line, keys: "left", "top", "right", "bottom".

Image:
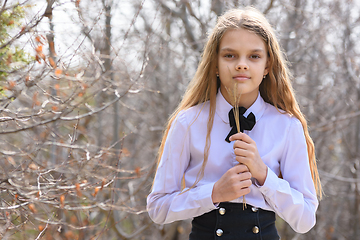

{"left": 147, "top": 91, "right": 318, "bottom": 233}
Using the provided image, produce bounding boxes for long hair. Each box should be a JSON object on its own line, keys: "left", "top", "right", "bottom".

{"left": 155, "top": 7, "right": 322, "bottom": 199}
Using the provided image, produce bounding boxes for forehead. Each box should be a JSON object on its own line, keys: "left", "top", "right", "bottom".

{"left": 219, "top": 28, "right": 267, "bottom": 52}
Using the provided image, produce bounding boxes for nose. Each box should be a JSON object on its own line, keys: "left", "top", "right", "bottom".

{"left": 235, "top": 59, "right": 248, "bottom": 70}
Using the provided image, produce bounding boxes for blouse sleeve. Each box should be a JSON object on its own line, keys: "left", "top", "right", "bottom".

{"left": 146, "top": 112, "right": 216, "bottom": 225}
{"left": 257, "top": 118, "right": 319, "bottom": 233}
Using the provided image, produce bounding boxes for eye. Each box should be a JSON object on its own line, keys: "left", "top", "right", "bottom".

{"left": 250, "top": 54, "right": 261, "bottom": 59}
{"left": 224, "top": 54, "right": 235, "bottom": 59}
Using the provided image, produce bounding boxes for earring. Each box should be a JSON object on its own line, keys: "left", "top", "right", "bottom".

{"left": 263, "top": 75, "right": 267, "bottom": 79}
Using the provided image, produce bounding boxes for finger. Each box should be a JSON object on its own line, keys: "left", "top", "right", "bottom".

{"left": 230, "top": 132, "right": 254, "bottom": 144}
{"left": 235, "top": 156, "right": 251, "bottom": 166}
{"left": 226, "top": 172, "right": 250, "bottom": 189}
{"left": 234, "top": 147, "right": 248, "bottom": 157}
{"left": 236, "top": 179, "right": 252, "bottom": 190}
{"left": 229, "top": 132, "right": 248, "bottom": 141}
{"left": 228, "top": 172, "right": 251, "bottom": 186}
{"left": 235, "top": 148, "right": 256, "bottom": 160}
{"left": 238, "top": 187, "right": 251, "bottom": 196}
{"left": 229, "top": 132, "right": 243, "bottom": 141}
{"left": 233, "top": 139, "right": 245, "bottom": 149}
{"left": 233, "top": 139, "right": 254, "bottom": 150}
{"left": 232, "top": 164, "right": 250, "bottom": 173}
{"left": 237, "top": 171, "right": 252, "bottom": 181}
{"left": 232, "top": 186, "right": 251, "bottom": 199}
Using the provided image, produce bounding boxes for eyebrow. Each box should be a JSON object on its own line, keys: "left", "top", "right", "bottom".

{"left": 219, "top": 47, "right": 266, "bottom": 53}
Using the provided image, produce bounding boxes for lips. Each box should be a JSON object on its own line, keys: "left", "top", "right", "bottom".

{"left": 233, "top": 74, "right": 250, "bottom": 81}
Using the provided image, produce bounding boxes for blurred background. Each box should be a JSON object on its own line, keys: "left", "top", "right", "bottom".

{"left": 0, "top": 0, "right": 359, "bottom": 239}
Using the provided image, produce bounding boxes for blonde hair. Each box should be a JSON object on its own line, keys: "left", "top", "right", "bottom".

{"left": 156, "top": 7, "right": 322, "bottom": 199}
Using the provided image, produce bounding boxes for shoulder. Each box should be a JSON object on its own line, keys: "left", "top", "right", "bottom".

{"left": 261, "top": 103, "right": 307, "bottom": 156}
{"left": 176, "top": 101, "right": 210, "bottom": 125}
{"left": 262, "top": 102, "right": 302, "bottom": 132}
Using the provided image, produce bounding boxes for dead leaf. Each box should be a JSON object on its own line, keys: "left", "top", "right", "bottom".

{"left": 122, "top": 148, "right": 131, "bottom": 157}
{"left": 75, "top": 183, "right": 82, "bottom": 197}
{"left": 49, "top": 41, "right": 56, "bottom": 56}
{"left": 54, "top": 68, "right": 62, "bottom": 77}
{"left": 60, "top": 194, "right": 65, "bottom": 208}
{"left": 29, "top": 163, "right": 38, "bottom": 170}
{"left": 8, "top": 81, "right": 16, "bottom": 90}
{"left": 135, "top": 166, "right": 141, "bottom": 177}
{"left": 7, "top": 156, "right": 16, "bottom": 167}
{"left": 28, "top": 203, "right": 37, "bottom": 213}
{"left": 38, "top": 225, "right": 45, "bottom": 231}
{"left": 35, "top": 45, "right": 43, "bottom": 53}
{"left": 49, "top": 57, "right": 56, "bottom": 68}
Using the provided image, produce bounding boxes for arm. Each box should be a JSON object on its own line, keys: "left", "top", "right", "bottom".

{"left": 258, "top": 118, "right": 318, "bottom": 233}
{"left": 146, "top": 112, "right": 216, "bottom": 224}
{"left": 231, "top": 118, "right": 318, "bottom": 233}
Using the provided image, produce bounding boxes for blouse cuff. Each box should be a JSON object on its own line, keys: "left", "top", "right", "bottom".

{"left": 255, "top": 167, "right": 279, "bottom": 198}
{"left": 200, "top": 182, "right": 219, "bottom": 210}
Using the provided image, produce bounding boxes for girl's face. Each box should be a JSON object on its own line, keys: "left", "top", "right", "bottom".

{"left": 217, "top": 28, "right": 269, "bottom": 108}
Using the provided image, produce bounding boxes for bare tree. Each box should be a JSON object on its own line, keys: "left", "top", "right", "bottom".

{"left": 1, "top": 0, "right": 360, "bottom": 239}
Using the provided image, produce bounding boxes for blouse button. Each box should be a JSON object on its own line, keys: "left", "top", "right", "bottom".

{"left": 252, "top": 226, "right": 260, "bottom": 234}
{"left": 251, "top": 207, "right": 258, "bottom": 212}
{"left": 219, "top": 207, "right": 226, "bottom": 215}
{"left": 216, "top": 229, "right": 223, "bottom": 236}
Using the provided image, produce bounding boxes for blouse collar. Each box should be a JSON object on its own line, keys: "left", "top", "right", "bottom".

{"left": 215, "top": 90, "right": 266, "bottom": 124}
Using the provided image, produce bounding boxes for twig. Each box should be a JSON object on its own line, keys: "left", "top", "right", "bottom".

{"left": 34, "top": 221, "right": 49, "bottom": 240}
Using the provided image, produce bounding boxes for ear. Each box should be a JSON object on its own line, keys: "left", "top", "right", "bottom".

{"left": 263, "top": 60, "right": 270, "bottom": 76}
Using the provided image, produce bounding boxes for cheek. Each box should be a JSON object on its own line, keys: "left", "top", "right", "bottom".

{"left": 218, "top": 60, "right": 232, "bottom": 75}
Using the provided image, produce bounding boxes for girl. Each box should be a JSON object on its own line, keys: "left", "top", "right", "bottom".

{"left": 147, "top": 7, "right": 322, "bottom": 239}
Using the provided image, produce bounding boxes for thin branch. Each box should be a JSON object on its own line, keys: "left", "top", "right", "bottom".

{"left": 264, "top": 0, "right": 275, "bottom": 15}
{"left": 312, "top": 110, "right": 360, "bottom": 131}
{"left": 0, "top": 90, "right": 123, "bottom": 135}
{"left": 0, "top": 7, "right": 44, "bottom": 50}
{"left": 320, "top": 170, "right": 360, "bottom": 183}
{"left": 156, "top": 0, "right": 201, "bottom": 51}
{"left": 0, "top": 0, "right": 8, "bottom": 14}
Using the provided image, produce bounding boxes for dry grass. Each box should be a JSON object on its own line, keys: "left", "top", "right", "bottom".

{"left": 225, "top": 81, "right": 247, "bottom": 209}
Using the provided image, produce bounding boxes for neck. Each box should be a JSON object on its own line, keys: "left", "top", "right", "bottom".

{"left": 220, "top": 88, "right": 258, "bottom": 109}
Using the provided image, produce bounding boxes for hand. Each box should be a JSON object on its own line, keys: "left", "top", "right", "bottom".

{"left": 211, "top": 164, "right": 252, "bottom": 204}
{"left": 229, "top": 132, "right": 268, "bottom": 186}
